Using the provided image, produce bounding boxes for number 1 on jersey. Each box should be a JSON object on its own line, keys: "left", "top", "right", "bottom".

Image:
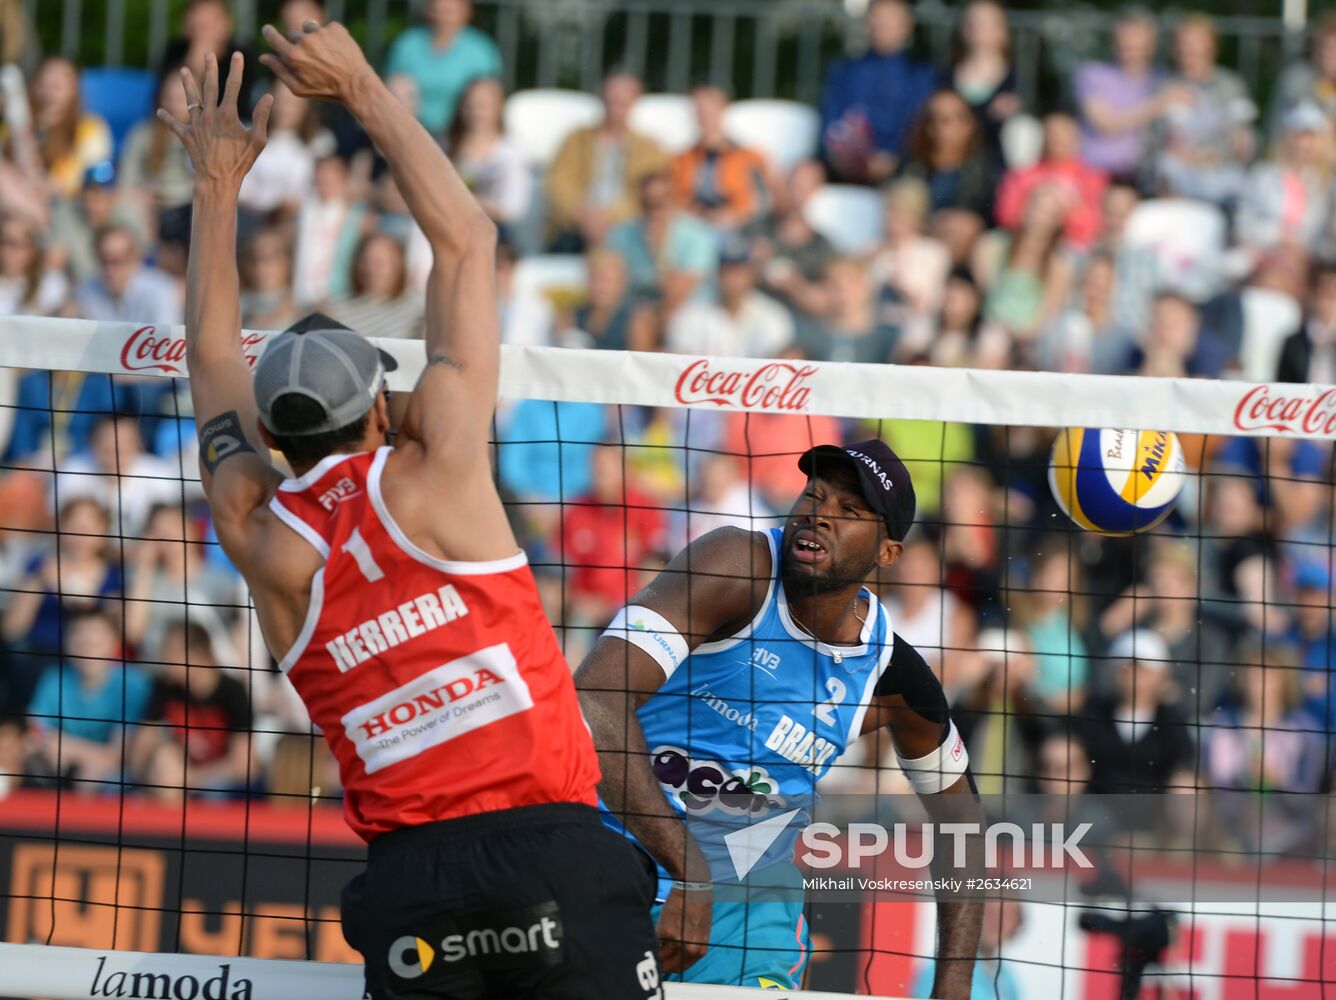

{"left": 342, "top": 527, "right": 385, "bottom": 582}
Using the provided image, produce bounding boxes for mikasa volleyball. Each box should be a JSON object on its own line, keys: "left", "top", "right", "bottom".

{"left": 1049, "top": 428, "right": 1186, "bottom": 535}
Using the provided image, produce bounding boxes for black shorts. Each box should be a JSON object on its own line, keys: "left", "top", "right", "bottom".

{"left": 341, "top": 803, "right": 663, "bottom": 1000}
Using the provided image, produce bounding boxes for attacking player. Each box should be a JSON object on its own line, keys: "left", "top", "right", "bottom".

{"left": 159, "top": 25, "right": 660, "bottom": 1000}
{"left": 576, "top": 441, "right": 983, "bottom": 996}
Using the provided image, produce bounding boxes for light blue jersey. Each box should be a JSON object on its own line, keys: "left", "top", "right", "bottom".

{"left": 603, "top": 527, "right": 894, "bottom": 891}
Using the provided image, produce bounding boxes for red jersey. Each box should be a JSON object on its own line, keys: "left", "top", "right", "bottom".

{"left": 270, "top": 446, "right": 600, "bottom": 841}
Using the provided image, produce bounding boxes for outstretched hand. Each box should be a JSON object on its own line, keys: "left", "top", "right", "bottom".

{"left": 158, "top": 51, "right": 272, "bottom": 191}
{"left": 259, "top": 20, "right": 375, "bottom": 107}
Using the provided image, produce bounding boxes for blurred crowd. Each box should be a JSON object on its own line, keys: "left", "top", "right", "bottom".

{"left": 0, "top": 0, "right": 1334, "bottom": 857}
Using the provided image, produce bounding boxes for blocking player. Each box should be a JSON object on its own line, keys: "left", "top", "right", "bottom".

{"left": 158, "top": 26, "right": 660, "bottom": 1000}
{"left": 576, "top": 441, "right": 983, "bottom": 996}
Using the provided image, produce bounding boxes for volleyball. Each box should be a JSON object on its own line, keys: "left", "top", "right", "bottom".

{"left": 1048, "top": 428, "right": 1185, "bottom": 535}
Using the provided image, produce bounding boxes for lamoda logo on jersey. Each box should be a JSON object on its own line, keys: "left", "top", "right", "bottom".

{"left": 119, "top": 326, "right": 266, "bottom": 375}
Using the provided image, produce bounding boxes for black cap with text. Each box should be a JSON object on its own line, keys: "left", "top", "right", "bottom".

{"left": 797, "top": 440, "right": 917, "bottom": 541}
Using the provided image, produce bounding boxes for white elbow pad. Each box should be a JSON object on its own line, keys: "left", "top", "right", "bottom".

{"left": 897, "top": 720, "right": 969, "bottom": 794}
{"left": 602, "top": 605, "right": 689, "bottom": 679}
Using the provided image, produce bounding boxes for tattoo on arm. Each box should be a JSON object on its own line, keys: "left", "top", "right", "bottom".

{"left": 427, "top": 354, "right": 463, "bottom": 371}
{"left": 198, "top": 411, "right": 257, "bottom": 474}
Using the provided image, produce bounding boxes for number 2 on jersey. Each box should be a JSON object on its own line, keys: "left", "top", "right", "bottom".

{"left": 814, "top": 676, "right": 846, "bottom": 724}
{"left": 342, "top": 527, "right": 385, "bottom": 582}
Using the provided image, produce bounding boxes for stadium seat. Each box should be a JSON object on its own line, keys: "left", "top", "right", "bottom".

{"left": 512, "top": 254, "right": 588, "bottom": 305}
{"left": 802, "top": 185, "right": 885, "bottom": 255}
{"left": 1001, "top": 113, "right": 1043, "bottom": 170}
{"left": 1239, "top": 287, "right": 1301, "bottom": 382}
{"left": 630, "top": 94, "right": 699, "bottom": 155}
{"left": 80, "top": 67, "right": 157, "bottom": 160}
{"left": 503, "top": 89, "right": 603, "bottom": 168}
{"left": 722, "top": 99, "right": 820, "bottom": 173}
{"left": 1122, "top": 199, "right": 1227, "bottom": 301}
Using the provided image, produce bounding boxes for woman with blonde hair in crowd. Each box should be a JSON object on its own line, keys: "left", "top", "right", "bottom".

{"left": 324, "top": 231, "right": 424, "bottom": 339}
{"left": 445, "top": 76, "right": 532, "bottom": 238}
{"left": 29, "top": 56, "right": 111, "bottom": 199}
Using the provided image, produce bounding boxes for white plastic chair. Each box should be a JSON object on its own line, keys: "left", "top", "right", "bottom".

{"left": 1122, "top": 199, "right": 1228, "bottom": 301}
{"left": 511, "top": 254, "right": 588, "bottom": 304}
{"left": 1239, "top": 288, "right": 1302, "bottom": 382}
{"left": 802, "top": 185, "right": 886, "bottom": 255}
{"left": 722, "top": 99, "right": 820, "bottom": 173}
{"left": 503, "top": 89, "right": 603, "bottom": 168}
{"left": 630, "top": 94, "right": 699, "bottom": 155}
{"left": 1000, "top": 113, "right": 1044, "bottom": 170}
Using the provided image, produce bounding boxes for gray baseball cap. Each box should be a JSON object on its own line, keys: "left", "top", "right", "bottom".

{"left": 253, "top": 313, "right": 398, "bottom": 436}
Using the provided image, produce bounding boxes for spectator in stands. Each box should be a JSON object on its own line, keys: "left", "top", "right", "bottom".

{"left": 2, "top": 497, "right": 120, "bottom": 666}
{"left": 1267, "top": 13, "right": 1336, "bottom": 141}
{"left": 27, "top": 608, "right": 150, "bottom": 788}
{"left": 124, "top": 503, "right": 240, "bottom": 662}
{"left": 497, "top": 399, "right": 609, "bottom": 516}
{"left": 47, "top": 162, "right": 133, "bottom": 285}
{"left": 670, "top": 80, "right": 777, "bottom": 231}
{"left": 238, "top": 82, "right": 334, "bottom": 219}
{"left": 445, "top": 77, "right": 531, "bottom": 238}
{"left": 567, "top": 248, "right": 650, "bottom": 352}
{"left": 0, "top": 712, "right": 36, "bottom": 796}
{"left": 158, "top": 0, "right": 253, "bottom": 114}
{"left": 1074, "top": 7, "right": 1169, "bottom": 180}
{"left": 130, "top": 621, "right": 251, "bottom": 802}
{"left": 665, "top": 237, "right": 793, "bottom": 358}
{"left": 1201, "top": 472, "right": 1275, "bottom": 638}
{"left": 560, "top": 443, "right": 669, "bottom": 628}
{"left": 869, "top": 178, "right": 951, "bottom": 337}
{"left": 995, "top": 112, "right": 1108, "bottom": 252}
{"left": 940, "top": 465, "right": 1004, "bottom": 624}
{"left": 949, "top": 0, "right": 1021, "bottom": 159}
{"left": 921, "top": 267, "right": 1009, "bottom": 369}
{"left": 980, "top": 185, "right": 1075, "bottom": 352}
{"left": 720, "top": 408, "right": 842, "bottom": 521}
{"left": 745, "top": 161, "right": 836, "bottom": 324}
{"left": 385, "top": 0, "right": 501, "bottom": 134}
{"left": 118, "top": 68, "right": 196, "bottom": 243}
{"left": 684, "top": 453, "right": 771, "bottom": 542}
{"left": 31, "top": 56, "right": 112, "bottom": 199}
{"left": 1236, "top": 103, "right": 1331, "bottom": 257}
{"left": 495, "top": 236, "right": 554, "bottom": 348}
{"left": 1079, "top": 629, "right": 1194, "bottom": 794}
{"left": 605, "top": 172, "right": 718, "bottom": 309}
{"left": 1148, "top": 14, "right": 1254, "bottom": 207}
{"left": 546, "top": 68, "right": 666, "bottom": 252}
{"left": 1100, "top": 541, "right": 1230, "bottom": 718}
{"left": 240, "top": 228, "right": 300, "bottom": 330}
{"left": 0, "top": 213, "right": 68, "bottom": 316}
{"left": 820, "top": 0, "right": 937, "bottom": 183}
{"left": 1037, "top": 253, "right": 1134, "bottom": 374}
{"left": 1278, "top": 261, "right": 1336, "bottom": 383}
{"left": 1130, "top": 292, "right": 1229, "bottom": 379}
{"left": 1289, "top": 562, "right": 1336, "bottom": 727}
{"left": 292, "top": 154, "right": 366, "bottom": 307}
{"left": 76, "top": 224, "right": 181, "bottom": 326}
{"left": 1011, "top": 543, "right": 1088, "bottom": 714}
{"left": 889, "top": 531, "right": 980, "bottom": 696}
{"left": 896, "top": 89, "right": 1000, "bottom": 230}
{"left": 54, "top": 414, "right": 180, "bottom": 538}
{"left": 798, "top": 256, "right": 902, "bottom": 363}
{"left": 324, "top": 233, "right": 423, "bottom": 339}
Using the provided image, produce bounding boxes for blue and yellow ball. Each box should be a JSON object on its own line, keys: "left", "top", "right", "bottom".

{"left": 1048, "top": 428, "right": 1186, "bottom": 535}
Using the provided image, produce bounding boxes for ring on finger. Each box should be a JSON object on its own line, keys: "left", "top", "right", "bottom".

{"left": 186, "top": 102, "right": 203, "bottom": 112}
{"left": 302, "top": 19, "right": 320, "bottom": 32}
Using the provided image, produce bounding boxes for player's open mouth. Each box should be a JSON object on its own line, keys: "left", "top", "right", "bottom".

{"left": 790, "top": 531, "right": 827, "bottom": 564}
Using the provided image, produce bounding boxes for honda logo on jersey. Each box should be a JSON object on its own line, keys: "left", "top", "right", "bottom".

{"left": 341, "top": 643, "right": 534, "bottom": 774}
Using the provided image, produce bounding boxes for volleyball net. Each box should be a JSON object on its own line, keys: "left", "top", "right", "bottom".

{"left": 2, "top": 314, "right": 1336, "bottom": 998}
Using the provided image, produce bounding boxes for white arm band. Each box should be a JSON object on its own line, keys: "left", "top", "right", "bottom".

{"left": 896, "top": 721, "right": 969, "bottom": 794}
{"left": 602, "top": 606, "right": 689, "bottom": 678}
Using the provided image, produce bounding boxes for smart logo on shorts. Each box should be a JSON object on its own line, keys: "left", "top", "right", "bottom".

{"left": 387, "top": 902, "right": 564, "bottom": 979}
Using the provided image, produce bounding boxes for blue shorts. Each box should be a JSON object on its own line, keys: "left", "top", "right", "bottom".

{"left": 653, "top": 864, "right": 810, "bottom": 990}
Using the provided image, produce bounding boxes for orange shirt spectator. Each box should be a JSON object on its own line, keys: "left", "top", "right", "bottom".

{"left": 994, "top": 112, "right": 1107, "bottom": 250}
{"left": 670, "top": 82, "right": 777, "bottom": 228}
{"left": 723, "top": 409, "right": 843, "bottom": 513}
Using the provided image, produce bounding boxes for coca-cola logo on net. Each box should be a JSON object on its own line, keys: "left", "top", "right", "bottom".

{"left": 119, "top": 326, "right": 266, "bottom": 374}
{"left": 1234, "top": 384, "right": 1336, "bottom": 437}
{"left": 673, "top": 358, "right": 817, "bottom": 412}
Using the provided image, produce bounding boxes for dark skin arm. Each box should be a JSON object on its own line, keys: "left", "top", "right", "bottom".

{"left": 573, "top": 526, "right": 770, "bottom": 974}
{"left": 863, "top": 696, "right": 984, "bottom": 1000}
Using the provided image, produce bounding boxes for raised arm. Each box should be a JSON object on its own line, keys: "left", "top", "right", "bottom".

{"left": 157, "top": 53, "right": 279, "bottom": 539}
{"left": 573, "top": 526, "right": 769, "bottom": 974}
{"left": 260, "top": 22, "right": 497, "bottom": 468}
